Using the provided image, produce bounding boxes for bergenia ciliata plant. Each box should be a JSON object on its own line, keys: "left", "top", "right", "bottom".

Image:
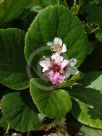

{"left": 0, "top": 1, "right": 102, "bottom": 136}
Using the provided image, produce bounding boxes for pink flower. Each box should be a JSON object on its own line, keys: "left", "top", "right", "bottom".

{"left": 40, "top": 37, "right": 78, "bottom": 86}
{"left": 40, "top": 54, "right": 69, "bottom": 85}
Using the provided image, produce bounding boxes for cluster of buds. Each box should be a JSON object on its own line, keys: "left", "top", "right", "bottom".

{"left": 40, "top": 37, "right": 78, "bottom": 85}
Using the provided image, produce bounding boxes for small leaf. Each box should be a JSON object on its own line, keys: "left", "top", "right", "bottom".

{"left": 0, "top": 28, "right": 29, "bottom": 90}
{"left": 80, "top": 125, "right": 102, "bottom": 136}
{"left": 59, "top": 72, "right": 84, "bottom": 88}
{"left": 70, "top": 72, "right": 102, "bottom": 129}
{"left": 1, "top": 91, "right": 42, "bottom": 132}
{"left": 68, "top": 120, "right": 102, "bottom": 136}
{"left": 96, "top": 31, "right": 102, "bottom": 42}
{"left": 30, "top": 78, "right": 72, "bottom": 119}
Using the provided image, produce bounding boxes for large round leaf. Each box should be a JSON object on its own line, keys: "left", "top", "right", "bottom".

{"left": 30, "top": 78, "right": 72, "bottom": 119}
{"left": 69, "top": 72, "right": 102, "bottom": 129}
{"left": 25, "top": 5, "right": 88, "bottom": 69}
{"left": 0, "top": 0, "right": 35, "bottom": 24}
{"left": 1, "top": 91, "right": 42, "bottom": 132}
{"left": 0, "top": 28, "right": 29, "bottom": 90}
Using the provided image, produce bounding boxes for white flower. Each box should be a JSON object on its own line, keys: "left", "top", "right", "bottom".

{"left": 65, "top": 58, "right": 78, "bottom": 78}
{"left": 47, "top": 37, "right": 67, "bottom": 54}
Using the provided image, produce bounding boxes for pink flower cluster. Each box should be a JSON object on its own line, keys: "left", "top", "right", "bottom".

{"left": 40, "top": 37, "right": 78, "bottom": 85}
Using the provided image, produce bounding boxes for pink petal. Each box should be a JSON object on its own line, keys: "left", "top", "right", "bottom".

{"left": 61, "top": 60, "right": 69, "bottom": 69}
{"left": 58, "top": 74, "right": 65, "bottom": 83}
{"left": 51, "top": 53, "right": 64, "bottom": 65}
{"left": 39, "top": 58, "right": 51, "bottom": 72}
{"left": 49, "top": 72, "right": 64, "bottom": 85}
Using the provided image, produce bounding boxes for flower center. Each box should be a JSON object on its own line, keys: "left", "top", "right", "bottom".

{"left": 51, "top": 64, "right": 61, "bottom": 72}
{"left": 53, "top": 44, "right": 62, "bottom": 53}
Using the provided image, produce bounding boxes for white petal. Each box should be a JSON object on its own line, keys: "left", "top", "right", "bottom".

{"left": 42, "top": 67, "right": 49, "bottom": 72}
{"left": 70, "top": 58, "right": 77, "bottom": 66}
{"left": 47, "top": 42, "right": 54, "bottom": 46}
{"left": 65, "top": 71, "right": 71, "bottom": 79}
{"left": 55, "top": 55, "right": 64, "bottom": 65}
{"left": 61, "top": 60, "right": 69, "bottom": 69}
{"left": 61, "top": 43, "right": 67, "bottom": 53}
{"left": 54, "top": 37, "right": 62, "bottom": 45}
{"left": 51, "top": 53, "right": 64, "bottom": 65}
{"left": 70, "top": 67, "right": 78, "bottom": 75}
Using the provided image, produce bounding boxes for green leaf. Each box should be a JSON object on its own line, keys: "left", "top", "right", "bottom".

{"left": 0, "top": 28, "right": 29, "bottom": 90}
{"left": 80, "top": 125, "right": 102, "bottom": 136}
{"left": 96, "top": 31, "right": 102, "bottom": 42}
{"left": 80, "top": 42, "right": 102, "bottom": 72}
{"left": 0, "top": 0, "right": 36, "bottom": 24}
{"left": 86, "top": 2, "right": 102, "bottom": 29}
{"left": 0, "top": 112, "right": 8, "bottom": 128}
{"left": 70, "top": 72, "right": 102, "bottom": 129}
{"left": 58, "top": 72, "right": 84, "bottom": 88}
{"left": 31, "top": 0, "right": 68, "bottom": 12}
{"left": 1, "top": 91, "right": 42, "bottom": 132}
{"left": 25, "top": 5, "right": 88, "bottom": 69}
{"left": 69, "top": 120, "right": 102, "bottom": 136}
{"left": 30, "top": 78, "right": 72, "bottom": 119}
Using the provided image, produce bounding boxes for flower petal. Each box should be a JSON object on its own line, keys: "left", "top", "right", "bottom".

{"left": 47, "top": 42, "right": 54, "bottom": 46}
{"left": 70, "top": 58, "right": 77, "bottom": 66}
{"left": 54, "top": 37, "right": 62, "bottom": 45}
{"left": 70, "top": 67, "right": 78, "bottom": 75}
{"left": 65, "top": 71, "right": 71, "bottom": 79}
{"left": 51, "top": 53, "right": 63, "bottom": 62}
{"left": 58, "top": 74, "right": 65, "bottom": 83}
{"left": 49, "top": 71, "right": 58, "bottom": 85}
{"left": 39, "top": 58, "right": 51, "bottom": 72}
{"left": 51, "top": 54, "right": 64, "bottom": 65}
{"left": 49, "top": 72, "right": 64, "bottom": 85}
{"left": 61, "top": 43, "right": 67, "bottom": 53}
{"left": 61, "top": 60, "right": 69, "bottom": 69}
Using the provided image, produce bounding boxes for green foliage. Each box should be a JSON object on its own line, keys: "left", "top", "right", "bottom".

{"left": 86, "top": 2, "right": 102, "bottom": 30}
{"left": 30, "top": 78, "right": 72, "bottom": 119}
{"left": 1, "top": 91, "right": 42, "bottom": 132}
{"left": 0, "top": 0, "right": 36, "bottom": 24}
{"left": 80, "top": 125, "right": 102, "bottom": 136}
{"left": 0, "top": 112, "right": 8, "bottom": 128}
{"left": 0, "top": 28, "right": 29, "bottom": 90}
{"left": 31, "top": 0, "right": 67, "bottom": 12}
{"left": 96, "top": 31, "right": 102, "bottom": 42}
{"left": 0, "top": 0, "right": 102, "bottom": 135}
{"left": 70, "top": 72, "right": 102, "bottom": 129}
